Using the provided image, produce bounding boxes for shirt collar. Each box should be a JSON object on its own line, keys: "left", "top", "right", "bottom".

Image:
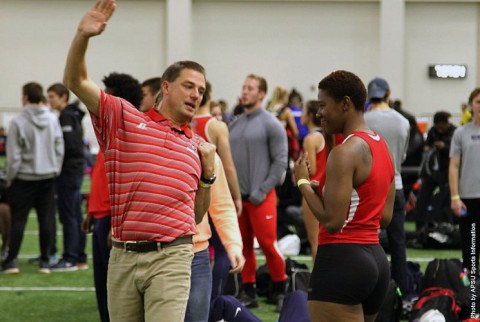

{"left": 146, "top": 108, "right": 193, "bottom": 138}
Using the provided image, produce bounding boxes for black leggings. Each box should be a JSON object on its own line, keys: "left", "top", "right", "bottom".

{"left": 308, "top": 243, "right": 390, "bottom": 315}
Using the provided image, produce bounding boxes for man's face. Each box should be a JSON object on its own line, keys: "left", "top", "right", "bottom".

{"left": 47, "top": 91, "right": 65, "bottom": 110}
{"left": 434, "top": 122, "right": 450, "bottom": 134}
{"left": 163, "top": 69, "right": 206, "bottom": 123}
{"left": 241, "top": 77, "right": 264, "bottom": 108}
{"left": 317, "top": 89, "right": 344, "bottom": 135}
{"left": 140, "top": 86, "right": 155, "bottom": 112}
{"left": 471, "top": 93, "right": 480, "bottom": 118}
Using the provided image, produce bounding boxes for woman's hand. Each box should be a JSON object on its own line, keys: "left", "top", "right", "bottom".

{"left": 293, "top": 153, "right": 310, "bottom": 182}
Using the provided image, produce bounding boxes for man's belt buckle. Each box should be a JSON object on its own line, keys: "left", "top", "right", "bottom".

{"left": 124, "top": 241, "right": 137, "bottom": 252}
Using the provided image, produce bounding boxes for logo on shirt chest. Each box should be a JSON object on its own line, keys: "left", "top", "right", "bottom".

{"left": 137, "top": 123, "right": 147, "bottom": 129}
{"left": 368, "top": 133, "right": 380, "bottom": 141}
{"left": 187, "top": 142, "right": 198, "bottom": 156}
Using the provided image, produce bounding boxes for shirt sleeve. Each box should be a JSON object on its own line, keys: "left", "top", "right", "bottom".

{"left": 259, "top": 117, "right": 288, "bottom": 195}
{"left": 89, "top": 90, "right": 128, "bottom": 151}
{"left": 449, "top": 127, "right": 462, "bottom": 158}
{"left": 54, "top": 117, "right": 65, "bottom": 175}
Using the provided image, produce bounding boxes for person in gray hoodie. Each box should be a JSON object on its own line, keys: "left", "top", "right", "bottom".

{"left": 2, "top": 82, "right": 64, "bottom": 274}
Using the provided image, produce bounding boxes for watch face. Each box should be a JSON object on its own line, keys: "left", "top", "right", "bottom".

{"left": 201, "top": 174, "right": 216, "bottom": 184}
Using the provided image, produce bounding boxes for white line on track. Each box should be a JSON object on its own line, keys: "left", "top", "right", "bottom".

{"left": 0, "top": 287, "right": 95, "bottom": 291}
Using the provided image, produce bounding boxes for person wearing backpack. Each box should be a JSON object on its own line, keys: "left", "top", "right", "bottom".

{"left": 294, "top": 71, "right": 395, "bottom": 322}
{"left": 414, "top": 111, "right": 456, "bottom": 230}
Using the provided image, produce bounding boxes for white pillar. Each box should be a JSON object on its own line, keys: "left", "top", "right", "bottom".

{"left": 165, "top": 0, "right": 192, "bottom": 65}
{"left": 379, "top": 0, "right": 405, "bottom": 100}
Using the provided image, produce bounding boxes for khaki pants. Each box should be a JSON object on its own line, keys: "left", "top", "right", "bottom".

{"left": 107, "top": 243, "right": 194, "bottom": 322}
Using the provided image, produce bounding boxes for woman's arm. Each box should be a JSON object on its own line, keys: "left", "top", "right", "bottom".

{"left": 302, "top": 132, "right": 325, "bottom": 176}
{"left": 294, "top": 143, "right": 358, "bottom": 234}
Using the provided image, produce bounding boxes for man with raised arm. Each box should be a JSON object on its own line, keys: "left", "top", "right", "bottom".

{"left": 63, "top": 1, "right": 216, "bottom": 320}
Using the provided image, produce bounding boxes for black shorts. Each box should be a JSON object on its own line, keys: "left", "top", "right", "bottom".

{"left": 308, "top": 243, "right": 390, "bottom": 315}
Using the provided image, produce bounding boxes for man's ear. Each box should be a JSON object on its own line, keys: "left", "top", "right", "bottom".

{"left": 161, "top": 81, "right": 169, "bottom": 95}
{"left": 61, "top": 94, "right": 69, "bottom": 103}
{"left": 258, "top": 90, "right": 266, "bottom": 102}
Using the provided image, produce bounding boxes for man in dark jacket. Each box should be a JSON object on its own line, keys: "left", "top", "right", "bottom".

{"left": 415, "top": 111, "right": 456, "bottom": 229}
{"left": 47, "top": 83, "right": 87, "bottom": 271}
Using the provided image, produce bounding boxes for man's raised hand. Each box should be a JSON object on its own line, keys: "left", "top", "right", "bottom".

{"left": 78, "top": 0, "right": 116, "bottom": 38}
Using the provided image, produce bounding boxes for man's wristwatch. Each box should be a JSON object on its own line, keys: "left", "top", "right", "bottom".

{"left": 200, "top": 174, "right": 216, "bottom": 185}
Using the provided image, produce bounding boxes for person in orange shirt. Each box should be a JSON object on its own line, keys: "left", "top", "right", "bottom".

{"left": 184, "top": 154, "right": 245, "bottom": 322}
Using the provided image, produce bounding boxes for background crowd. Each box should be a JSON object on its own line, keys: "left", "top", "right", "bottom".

{"left": 0, "top": 2, "right": 478, "bottom": 321}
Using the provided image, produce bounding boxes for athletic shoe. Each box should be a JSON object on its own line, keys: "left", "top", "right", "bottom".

{"left": 38, "top": 261, "right": 51, "bottom": 274}
{"left": 2, "top": 260, "right": 19, "bottom": 274}
{"left": 50, "top": 259, "right": 78, "bottom": 272}
{"left": 238, "top": 291, "right": 259, "bottom": 308}
{"left": 77, "top": 262, "right": 89, "bottom": 270}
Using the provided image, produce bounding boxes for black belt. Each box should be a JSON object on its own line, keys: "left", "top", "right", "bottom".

{"left": 112, "top": 235, "right": 192, "bottom": 253}
{"left": 241, "top": 194, "right": 250, "bottom": 202}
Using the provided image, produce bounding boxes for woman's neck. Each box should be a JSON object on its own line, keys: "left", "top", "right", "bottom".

{"left": 307, "top": 122, "right": 320, "bottom": 132}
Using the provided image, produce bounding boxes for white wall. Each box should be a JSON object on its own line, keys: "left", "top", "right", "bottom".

{"left": 0, "top": 0, "right": 479, "bottom": 131}
{"left": 0, "top": 0, "right": 167, "bottom": 150}
{"left": 0, "top": 0, "right": 166, "bottom": 109}
{"left": 192, "top": 1, "right": 380, "bottom": 107}
{"left": 404, "top": 2, "right": 478, "bottom": 115}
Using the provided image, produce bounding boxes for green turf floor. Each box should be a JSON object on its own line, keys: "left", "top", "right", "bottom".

{"left": 0, "top": 202, "right": 462, "bottom": 322}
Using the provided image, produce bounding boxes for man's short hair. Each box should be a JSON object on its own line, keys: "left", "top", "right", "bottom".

{"left": 142, "top": 77, "right": 161, "bottom": 94}
{"left": 318, "top": 70, "right": 367, "bottom": 112}
{"left": 468, "top": 88, "right": 480, "bottom": 105}
{"left": 102, "top": 73, "right": 143, "bottom": 109}
{"left": 22, "top": 82, "right": 44, "bottom": 104}
{"left": 161, "top": 61, "right": 206, "bottom": 83}
{"left": 200, "top": 81, "right": 212, "bottom": 107}
{"left": 247, "top": 74, "right": 268, "bottom": 94}
{"left": 433, "top": 111, "right": 451, "bottom": 125}
{"left": 47, "top": 83, "right": 70, "bottom": 102}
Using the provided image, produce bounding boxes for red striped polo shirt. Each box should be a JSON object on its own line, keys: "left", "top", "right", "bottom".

{"left": 90, "top": 91, "right": 203, "bottom": 242}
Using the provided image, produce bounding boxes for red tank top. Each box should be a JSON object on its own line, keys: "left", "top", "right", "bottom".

{"left": 304, "top": 130, "right": 328, "bottom": 184}
{"left": 192, "top": 115, "right": 215, "bottom": 143}
{"left": 334, "top": 134, "right": 344, "bottom": 146}
{"left": 318, "top": 131, "right": 394, "bottom": 245}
